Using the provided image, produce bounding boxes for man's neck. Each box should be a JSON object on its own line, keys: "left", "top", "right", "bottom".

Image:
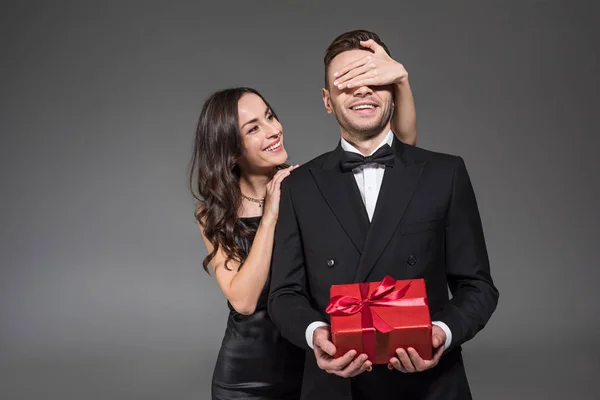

{"left": 341, "top": 125, "right": 392, "bottom": 156}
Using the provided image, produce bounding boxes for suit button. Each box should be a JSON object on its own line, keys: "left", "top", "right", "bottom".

{"left": 327, "top": 259, "right": 336, "bottom": 268}
{"left": 407, "top": 255, "right": 417, "bottom": 266}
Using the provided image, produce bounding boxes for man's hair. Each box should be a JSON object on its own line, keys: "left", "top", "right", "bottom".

{"left": 323, "top": 30, "right": 391, "bottom": 88}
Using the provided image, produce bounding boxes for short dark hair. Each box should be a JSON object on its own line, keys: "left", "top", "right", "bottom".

{"left": 323, "top": 30, "right": 391, "bottom": 88}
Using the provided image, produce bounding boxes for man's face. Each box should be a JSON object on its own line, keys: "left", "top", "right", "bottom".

{"left": 322, "top": 49, "right": 394, "bottom": 140}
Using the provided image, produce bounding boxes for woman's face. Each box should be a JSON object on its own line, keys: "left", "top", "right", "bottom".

{"left": 237, "top": 93, "right": 288, "bottom": 171}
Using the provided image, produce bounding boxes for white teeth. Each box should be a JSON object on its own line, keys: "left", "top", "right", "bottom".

{"left": 264, "top": 141, "right": 281, "bottom": 152}
{"left": 352, "top": 104, "right": 375, "bottom": 110}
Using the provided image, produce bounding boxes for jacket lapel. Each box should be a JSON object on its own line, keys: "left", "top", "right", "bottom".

{"left": 310, "top": 144, "right": 370, "bottom": 253}
{"left": 353, "top": 138, "right": 425, "bottom": 282}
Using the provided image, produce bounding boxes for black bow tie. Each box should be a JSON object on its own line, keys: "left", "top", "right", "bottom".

{"left": 340, "top": 144, "right": 395, "bottom": 172}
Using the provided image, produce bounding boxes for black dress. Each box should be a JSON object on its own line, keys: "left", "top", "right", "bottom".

{"left": 211, "top": 216, "right": 305, "bottom": 400}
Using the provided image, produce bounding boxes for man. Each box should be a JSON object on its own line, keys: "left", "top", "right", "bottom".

{"left": 268, "top": 30, "right": 499, "bottom": 399}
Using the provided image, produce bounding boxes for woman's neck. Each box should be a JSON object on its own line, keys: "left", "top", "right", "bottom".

{"left": 238, "top": 168, "right": 275, "bottom": 198}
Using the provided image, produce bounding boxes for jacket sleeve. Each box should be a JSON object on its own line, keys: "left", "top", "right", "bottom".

{"left": 268, "top": 179, "right": 325, "bottom": 350}
{"left": 432, "top": 156, "right": 499, "bottom": 351}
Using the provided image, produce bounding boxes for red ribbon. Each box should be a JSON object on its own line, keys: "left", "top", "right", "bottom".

{"left": 326, "top": 276, "right": 427, "bottom": 358}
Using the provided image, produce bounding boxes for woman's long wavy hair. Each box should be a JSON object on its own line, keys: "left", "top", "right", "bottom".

{"left": 189, "top": 87, "right": 279, "bottom": 273}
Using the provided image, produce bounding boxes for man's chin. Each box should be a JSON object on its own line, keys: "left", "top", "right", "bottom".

{"left": 345, "top": 116, "right": 385, "bottom": 130}
{"left": 347, "top": 124, "right": 388, "bottom": 139}
{"left": 334, "top": 111, "right": 388, "bottom": 139}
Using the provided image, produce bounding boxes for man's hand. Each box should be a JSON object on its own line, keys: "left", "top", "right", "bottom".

{"left": 388, "top": 325, "right": 446, "bottom": 373}
{"left": 332, "top": 39, "right": 408, "bottom": 90}
{"left": 313, "top": 326, "right": 372, "bottom": 378}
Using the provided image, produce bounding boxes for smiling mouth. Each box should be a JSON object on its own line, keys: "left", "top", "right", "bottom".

{"left": 264, "top": 140, "right": 282, "bottom": 152}
{"left": 351, "top": 104, "right": 376, "bottom": 110}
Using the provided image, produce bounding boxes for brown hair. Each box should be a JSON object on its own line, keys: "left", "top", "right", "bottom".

{"left": 189, "top": 87, "right": 279, "bottom": 273}
{"left": 323, "top": 30, "right": 391, "bottom": 88}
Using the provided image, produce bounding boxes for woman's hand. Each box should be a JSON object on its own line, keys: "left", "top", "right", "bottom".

{"left": 332, "top": 39, "right": 408, "bottom": 90}
{"left": 263, "top": 165, "right": 299, "bottom": 223}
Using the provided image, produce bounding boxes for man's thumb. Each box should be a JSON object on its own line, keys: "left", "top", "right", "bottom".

{"left": 316, "top": 336, "right": 337, "bottom": 357}
{"left": 432, "top": 332, "right": 444, "bottom": 349}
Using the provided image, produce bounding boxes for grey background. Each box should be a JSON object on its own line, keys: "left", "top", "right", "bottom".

{"left": 1, "top": 1, "right": 599, "bottom": 399}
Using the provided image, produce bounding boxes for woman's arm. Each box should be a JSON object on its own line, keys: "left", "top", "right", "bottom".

{"left": 198, "top": 167, "right": 296, "bottom": 315}
{"left": 391, "top": 79, "right": 417, "bottom": 146}
{"left": 200, "top": 215, "right": 276, "bottom": 315}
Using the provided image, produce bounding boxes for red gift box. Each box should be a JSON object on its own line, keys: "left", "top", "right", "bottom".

{"left": 326, "top": 276, "right": 432, "bottom": 364}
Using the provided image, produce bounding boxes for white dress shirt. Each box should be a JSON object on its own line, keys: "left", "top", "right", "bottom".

{"left": 305, "top": 131, "right": 453, "bottom": 351}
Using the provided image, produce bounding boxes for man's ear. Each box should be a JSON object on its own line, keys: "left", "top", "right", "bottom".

{"left": 322, "top": 88, "right": 333, "bottom": 114}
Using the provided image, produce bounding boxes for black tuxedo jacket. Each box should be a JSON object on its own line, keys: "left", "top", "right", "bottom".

{"left": 268, "top": 137, "right": 499, "bottom": 400}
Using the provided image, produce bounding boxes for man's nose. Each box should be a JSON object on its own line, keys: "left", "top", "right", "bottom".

{"left": 353, "top": 85, "right": 373, "bottom": 97}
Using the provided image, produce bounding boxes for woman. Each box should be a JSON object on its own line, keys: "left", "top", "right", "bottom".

{"left": 189, "top": 45, "right": 417, "bottom": 400}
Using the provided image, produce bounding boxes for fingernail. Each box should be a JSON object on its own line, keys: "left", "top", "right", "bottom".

{"left": 333, "top": 80, "right": 339, "bottom": 85}
{"left": 387, "top": 363, "right": 393, "bottom": 370}
{"left": 333, "top": 72, "right": 339, "bottom": 77}
{"left": 367, "top": 366, "right": 372, "bottom": 372}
